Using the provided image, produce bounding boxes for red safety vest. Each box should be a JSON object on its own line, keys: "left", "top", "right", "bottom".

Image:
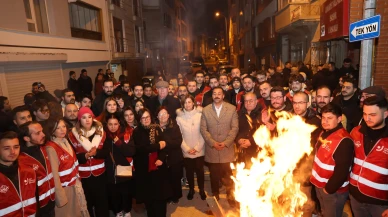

{"left": 350, "top": 126, "right": 388, "bottom": 201}
{"left": 236, "top": 91, "right": 245, "bottom": 111}
{"left": 19, "top": 148, "right": 55, "bottom": 208}
{"left": 195, "top": 93, "right": 204, "bottom": 106}
{"left": 0, "top": 163, "right": 37, "bottom": 217}
{"left": 310, "top": 128, "right": 351, "bottom": 193}
{"left": 46, "top": 141, "right": 79, "bottom": 187}
{"left": 68, "top": 131, "right": 106, "bottom": 178}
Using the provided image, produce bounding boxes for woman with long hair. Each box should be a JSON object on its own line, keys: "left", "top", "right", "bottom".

{"left": 115, "top": 94, "right": 127, "bottom": 113}
{"left": 80, "top": 95, "right": 93, "bottom": 108}
{"left": 44, "top": 118, "right": 90, "bottom": 217}
{"left": 104, "top": 113, "right": 136, "bottom": 217}
{"left": 156, "top": 107, "right": 183, "bottom": 204}
{"left": 134, "top": 100, "right": 145, "bottom": 114}
{"left": 176, "top": 95, "right": 206, "bottom": 200}
{"left": 123, "top": 106, "right": 137, "bottom": 130}
{"left": 67, "top": 107, "right": 109, "bottom": 217}
{"left": 95, "top": 97, "right": 119, "bottom": 124}
{"left": 133, "top": 108, "right": 171, "bottom": 217}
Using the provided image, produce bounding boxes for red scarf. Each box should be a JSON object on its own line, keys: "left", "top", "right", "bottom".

{"left": 106, "top": 127, "right": 134, "bottom": 167}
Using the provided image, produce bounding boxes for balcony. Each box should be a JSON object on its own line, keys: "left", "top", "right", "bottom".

{"left": 275, "top": 1, "right": 320, "bottom": 33}
{"left": 112, "top": 37, "right": 146, "bottom": 58}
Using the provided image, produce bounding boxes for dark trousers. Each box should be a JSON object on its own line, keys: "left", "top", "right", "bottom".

{"left": 145, "top": 200, "right": 167, "bottom": 217}
{"left": 81, "top": 174, "right": 109, "bottom": 217}
{"left": 207, "top": 162, "right": 233, "bottom": 197}
{"left": 107, "top": 180, "right": 133, "bottom": 214}
{"left": 168, "top": 162, "right": 183, "bottom": 201}
{"left": 184, "top": 156, "right": 205, "bottom": 191}
{"left": 350, "top": 194, "right": 388, "bottom": 217}
{"left": 315, "top": 187, "right": 348, "bottom": 217}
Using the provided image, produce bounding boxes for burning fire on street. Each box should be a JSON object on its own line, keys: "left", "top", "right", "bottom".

{"left": 230, "top": 112, "right": 317, "bottom": 217}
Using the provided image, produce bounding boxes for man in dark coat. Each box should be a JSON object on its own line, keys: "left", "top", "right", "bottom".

{"left": 78, "top": 69, "right": 93, "bottom": 97}
{"left": 282, "top": 62, "right": 292, "bottom": 87}
{"left": 267, "top": 67, "right": 284, "bottom": 87}
{"left": 67, "top": 71, "right": 80, "bottom": 99}
{"left": 312, "top": 68, "right": 338, "bottom": 92}
{"left": 145, "top": 81, "right": 181, "bottom": 120}
{"left": 31, "top": 82, "right": 57, "bottom": 103}
{"left": 235, "top": 92, "right": 263, "bottom": 168}
{"left": 92, "top": 79, "right": 114, "bottom": 116}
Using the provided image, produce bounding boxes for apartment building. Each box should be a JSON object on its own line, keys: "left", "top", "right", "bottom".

{"left": 143, "top": 0, "right": 193, "bottom": 75}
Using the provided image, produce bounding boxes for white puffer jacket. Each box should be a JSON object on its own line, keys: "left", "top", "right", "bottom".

{"left": 176, "top": 107, "right": 205, "bottom": 158}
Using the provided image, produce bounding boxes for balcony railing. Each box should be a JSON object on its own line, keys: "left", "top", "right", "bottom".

{"left": 112, "top": 37, "right": 145, "bottom": 54}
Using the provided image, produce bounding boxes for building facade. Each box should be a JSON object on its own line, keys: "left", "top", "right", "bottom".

{"left": 0, "top": 0, "right": 111, "bottom": 106}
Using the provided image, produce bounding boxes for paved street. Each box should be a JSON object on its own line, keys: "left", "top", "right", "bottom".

{"left": 128, "top": 169, "right": 238, "bottom": 217}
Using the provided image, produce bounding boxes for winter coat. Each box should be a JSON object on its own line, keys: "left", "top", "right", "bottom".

{"left": 176, "top": 107, "right": 205, "bottom": 158}
{"left": 78, "top": 76, "right": 93, "bottom": 96}
{"left": 159, "top": 119, "right": 183, "bottom": 166}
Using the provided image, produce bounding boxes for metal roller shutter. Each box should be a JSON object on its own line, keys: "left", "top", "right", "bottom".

{"left": 3, "top": 62, "right": 64, "bottom": 106}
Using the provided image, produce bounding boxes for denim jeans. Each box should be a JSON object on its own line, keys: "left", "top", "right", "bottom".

{"left": 350, "top": 194, "right": 388, "bottom": 217}
{"left": 315, "top": 187, "right": 348, "bottom": 217}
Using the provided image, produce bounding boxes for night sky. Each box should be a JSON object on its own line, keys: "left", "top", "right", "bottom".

{"left": 191, "top": 0, "right": 228, "bottom": 37}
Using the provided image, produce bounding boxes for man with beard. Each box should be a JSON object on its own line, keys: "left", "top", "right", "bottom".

{"left": 19, "top": 121, "right": 55, "bottom": 217}
{"left": 60, "top": 89, "right": 79, "bottom": 113}
{"left": 236, "top": 76, "right": 262, "bottom": 111}
{"left": 114, "top": 81, "right": 132, "bottom": 103}
{"left": 63, "top": 104, "right": 78, "bottom": 129}
{"left": 168, "top": 84, "right": 176, "bottom": 97}
{"left": 269, "top": 86, "right": 293, "bottom": 113}
{"left": 0, "top": 131, "right": 37, "bottom": 217}
{"left": 235, "top": 92, "right": 262, "bottom": 168}
{"left": 285, "top": 74, "right": 310, "bottom": 101}
{"left": 267, "top": 67, "right": 283, "bottom": 87}
{"left": 0, "top": 96, "right": 12, "bottom": 133}
{"left": 310, "top": 90, "right": 317, "bottom": 109}
{"left": 339, "top": 58, "right": 357, "bottom": 80}
{"left": 310, "top": 103, "right": 354, "bottom": 217}
{"left": 202, "top": 76, "right": 220, "bottom": 107}
{"left": 332, "top": 77, "right": 362, "bottom": 132}
{"left": 226, "top": 77, "right": 244, "bottom": 106}
{"left": 143, "top": 84, "right": 154, "bottom": 100}
{"left": 177, "top": 85, "right": 188, "bottom": 101}
{"left": 187, "top": 80, "right": 198, "bottom": 97}
{"left": 231, "top": 68, "right": 241, "bottom": 79}
{"left": 255, "top": 70, "right": 267, "bottom": 84}
{"left": 146, "top": 81, "right": 181, "bottom": 119}
{"left": 200, "top": 87, "right": 238, "bottom": 207}
{"left": 219, "top": 74, "right": 230, "bottom": 92}
{"left": 258, "top": 81, "right": 272, "bottom": 108}
{"left": 129, "top": 84, "right": 146, "bottom": 108}
{"left": 349, "top": 96, "right": 388, "bottom": 217}
{"left": 92, "top": 79, "right": 114, "bottom": 116}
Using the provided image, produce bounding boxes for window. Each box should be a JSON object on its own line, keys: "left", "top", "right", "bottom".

{"left": 133, "top": 0, "right": 139, "bottom": 16}
{"left": 182, "top": 40, "right": 187, "bottom": 53}
{"left": 23, "top": 0, "right": 49, "bottom": 33}
{"left": 114, "top": 17, "right": 125, "bottom": 52}
{"left": 69, "top": 2, "right": 102, "bottom": 40}
{"left": 135, "top": 26, "right": 141, "bottom": 53}
{"left": 270, "top": 16, "right": 275, "bottom": 39}
{"left": 180, "top": 8, "right": 186, "bottom": 21}
{"left": 164, "top": 13, "right": 172, "bottom": 28}
{"left": 181, "top": 23, "right": 187, "bottom": 38}
{"left": 165, "top": 0, "right": 174, "bottom": 8}
{"left": 112, "top": 0, "right": 122, "bottom": 8}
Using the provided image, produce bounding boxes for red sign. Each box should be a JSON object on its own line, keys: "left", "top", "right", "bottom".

{"left": 320, "top": 0, "right": 349, "bottom": 41}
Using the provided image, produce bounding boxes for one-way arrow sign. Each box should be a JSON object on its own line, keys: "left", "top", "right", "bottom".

{"left": 350, "top": 15, "right": 381, "bottom": 42}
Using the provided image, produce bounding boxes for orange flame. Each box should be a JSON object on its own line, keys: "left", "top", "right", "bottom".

{"left": 230, "top": 111, "right": 317, "bottom": 217}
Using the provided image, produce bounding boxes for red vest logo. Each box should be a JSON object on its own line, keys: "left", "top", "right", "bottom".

{"left": 0, "top": 185, "right": 9, "bottom": 193}
{"left": 60, "top": 154, "right": 69, "bottom": 161}
{"left": 24, "top": 178, "right": 35, "bottom": 185}
{"left": 355, "top": 140, "right": 361, "bottom": 148}
{"left": 32, "top": 164, "right": 39, "bottom": 171}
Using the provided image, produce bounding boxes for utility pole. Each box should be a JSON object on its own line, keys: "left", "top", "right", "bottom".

{"left": 359, "top": 0, "right": 376, "bottom": 89}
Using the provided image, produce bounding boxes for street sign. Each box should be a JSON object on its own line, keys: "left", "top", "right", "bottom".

{"left": 349, "top": 15, "right": 381, "bottom": 42}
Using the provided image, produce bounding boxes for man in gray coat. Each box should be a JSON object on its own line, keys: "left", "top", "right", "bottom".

{"left": 200, "top": 87, "right": 239, "bottom": 206}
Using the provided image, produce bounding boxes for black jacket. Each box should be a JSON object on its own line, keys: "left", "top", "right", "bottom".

{"left": 282, "top": 68, "right": 291, "bottom": 87}
{"left": 332, "top": 92, "right": 362, "bottom": 132}
{"left": 226, "top": 88, "right": 244, "bottom": 106}
{"left": 78, "top": 75, "right": 93, "bottom": 96}
{"left": 34, "top": 91, "right": 56, "bottom": 103}
{"left": 268, "top": 72, "right": 284, "bottom": 87}
{"left": 67, "top": 78, "right": 80, "bottom": 99}
{"left": 312, "top": 69, "right": 338, "bottom": 91}
{"left": 103, "top": 128, "right": 136, "bottom": 184}
{"left": 159, "top": 119, "right": 183, "bottom": 166}
{"left": 145, "top": 95, "right": 181, "bottom": 120}
{"left": 133, "top": 124, "right": 171, "bottom": 202}
{"left": 235, "top": 105, "right": 263, "bottom": 167}
{"left": 92, "top": 92, "right": 111, "bottom": 117}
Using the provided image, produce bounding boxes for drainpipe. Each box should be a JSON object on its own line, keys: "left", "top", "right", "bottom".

{"left": 359, "top": 0, "right": 376, "bottom": 89}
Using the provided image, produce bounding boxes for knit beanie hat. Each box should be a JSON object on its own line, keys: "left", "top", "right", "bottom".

{"left": 77, "top": 107, "right": 95, "bottom": 121}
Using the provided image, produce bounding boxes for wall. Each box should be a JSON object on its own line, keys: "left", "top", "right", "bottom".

{"left": 349, "top": 0, "right": 364, "bottom": 23}
{"left": 0, "top": 0, "right": 28, "bottom": 31}
{"left": 374, "top": 0, "right": 388, "bottom": 91}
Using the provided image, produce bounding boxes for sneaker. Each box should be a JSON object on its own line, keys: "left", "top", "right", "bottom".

{"left": 124, "top": 212, "right": 131, "bottom": 217}
{"left": 116, "top": 211, "right": 124, "bottom": 217}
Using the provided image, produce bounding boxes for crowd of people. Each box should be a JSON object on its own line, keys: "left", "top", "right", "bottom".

{"left": 0, "top": 58, "right": 387, "bottom": 217}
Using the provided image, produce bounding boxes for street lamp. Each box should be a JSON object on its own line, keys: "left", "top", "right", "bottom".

{"left": 215, "top": 12, "right": 229, "bottom": 62}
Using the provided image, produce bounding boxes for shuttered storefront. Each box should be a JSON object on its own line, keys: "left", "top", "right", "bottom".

{"left": 2, "top": 62, "right": 64, "bottom": 106}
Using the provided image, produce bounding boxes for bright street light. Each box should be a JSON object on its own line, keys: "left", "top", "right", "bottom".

{"left": 215, "top": 12, "right": 220, "bottom": 17}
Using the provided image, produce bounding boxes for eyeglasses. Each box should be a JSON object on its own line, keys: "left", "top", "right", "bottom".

{"left": 244, "top": 99, "right": 256, "bottom": 104}
{"left": 292, "top": 101, "right": 308, "bottom": 105}
{"left": 141, "top": 116, "right": 151, "bottom": 121}
{"left": 158, "top": 112, "right": 168, "bottom": 118}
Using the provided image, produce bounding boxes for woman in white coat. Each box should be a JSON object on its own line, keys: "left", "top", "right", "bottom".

{"left": 176, "top": 95, "right": 206, "bottom": 200}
